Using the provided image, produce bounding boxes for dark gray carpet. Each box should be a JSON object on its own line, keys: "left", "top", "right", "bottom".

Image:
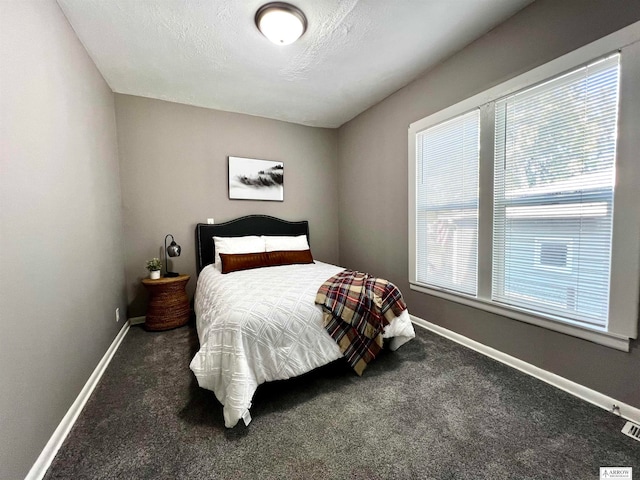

{"left": 44, "top": 323, "right": 638, "bottom": 479}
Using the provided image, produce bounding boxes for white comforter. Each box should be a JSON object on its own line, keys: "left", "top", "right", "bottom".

{"left": 189, "top": 261, "right": 415, "bottom": 428}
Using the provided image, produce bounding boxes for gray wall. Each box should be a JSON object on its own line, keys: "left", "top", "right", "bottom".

{"left": 115, "top": 95, "right": 339, "bottom": 317}
{"left": 0, "top": 1, "right": 127, "bottom": 479}
{"left": 337, "top": 0, "right": 640, "bottom": 408}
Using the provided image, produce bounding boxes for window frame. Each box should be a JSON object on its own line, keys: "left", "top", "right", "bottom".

{"left": 408, "top": 21, "right": 640, "bottom": 351}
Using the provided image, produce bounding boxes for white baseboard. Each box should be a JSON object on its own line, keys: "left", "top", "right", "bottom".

{"left": 129, "top": 316, "right": 145, "bottom": 326}
{"left": 25, "top": 320, "right": 131, "bottom": 480}
{"left": 410, "top": 314, "right": 640, "bottom": 425}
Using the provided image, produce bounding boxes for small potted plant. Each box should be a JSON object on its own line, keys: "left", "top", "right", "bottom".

{"left": 146, "top": 258, "right": 162, "bottom": 279}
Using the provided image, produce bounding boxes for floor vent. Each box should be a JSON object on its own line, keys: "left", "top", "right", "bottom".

{"left": 621, "top": 421, "right": 640, "bottom": 442}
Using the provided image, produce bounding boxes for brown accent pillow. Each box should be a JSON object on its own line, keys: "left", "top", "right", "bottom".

{"left": 267, "top": 249, "right": 314, "bottom": 267}
{"left": 220, "top": 252, "right": 270, "bottom": 274}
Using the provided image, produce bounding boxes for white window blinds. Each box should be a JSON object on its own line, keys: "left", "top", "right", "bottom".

{"left": 493, "top": 54, "right": 620, "bottom": 328}
{"left": 416, "top": 110, "right": 480, "bottom": 295}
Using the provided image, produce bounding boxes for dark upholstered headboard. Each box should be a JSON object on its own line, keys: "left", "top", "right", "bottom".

{"left": 194, "top": 215, "right": 310, "bottom": 274}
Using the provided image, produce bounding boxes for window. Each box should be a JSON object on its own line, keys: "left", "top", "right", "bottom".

{"left": 409, "top": 24, "right": 640, "bottom": 350}
{"left": 493, "top": 55, "right": 619, "bottom": 328}
{"left": 415, "top": 110, "right": 479, "bottom": 295}
{"left": 534, "top": 238, "right": 573, "bottom": 272}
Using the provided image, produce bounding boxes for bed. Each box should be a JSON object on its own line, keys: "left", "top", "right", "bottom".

{"left": 189, "top": 215, "right": 415, "bottom": 428}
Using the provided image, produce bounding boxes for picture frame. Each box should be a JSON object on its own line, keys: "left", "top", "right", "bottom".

{"left": 228, "top": 156, "right": 284, "bottom": 201}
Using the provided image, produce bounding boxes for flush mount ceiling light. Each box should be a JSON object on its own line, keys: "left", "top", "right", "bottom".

{"left": 255, "top": 2, "right": 307, "bottom": 45}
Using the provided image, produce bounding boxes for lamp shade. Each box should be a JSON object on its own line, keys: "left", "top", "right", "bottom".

{"left": 256, "top": 3, "right": 307, "bottom": 45}
{"left": 167, "top": 241, "right": 181, "bottom": 258}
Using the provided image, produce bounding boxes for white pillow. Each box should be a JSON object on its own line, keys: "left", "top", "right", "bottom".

{"left": 213, "top": 236, "right": 266, "bottom": 270}
{"left": 262, "top": 235, "right": 310, "bottom": 252}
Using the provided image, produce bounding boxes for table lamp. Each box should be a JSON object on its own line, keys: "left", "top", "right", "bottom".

{"left": 164, "top": 234, "right": 181, "bottom": 277}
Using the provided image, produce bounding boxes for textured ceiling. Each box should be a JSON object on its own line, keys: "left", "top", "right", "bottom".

{"left": 57, "top": 0, "right": 533, "bottom": 128}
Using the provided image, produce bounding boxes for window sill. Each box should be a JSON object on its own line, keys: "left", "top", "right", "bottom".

{"left": 409, "top": 283, "right": 630, "bottom": 351}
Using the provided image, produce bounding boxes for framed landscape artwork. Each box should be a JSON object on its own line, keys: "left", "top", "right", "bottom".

{"left": 228, "top": 156, "right": 284, "bottom": 201}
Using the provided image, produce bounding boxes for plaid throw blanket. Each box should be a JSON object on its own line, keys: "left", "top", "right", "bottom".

{"left": 315, "top": 270, "right": 407, "bottom": 375}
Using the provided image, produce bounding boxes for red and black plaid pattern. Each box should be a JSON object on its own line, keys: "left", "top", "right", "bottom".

{"left": 315, "top": 270, "right": 407, "bottom": 375}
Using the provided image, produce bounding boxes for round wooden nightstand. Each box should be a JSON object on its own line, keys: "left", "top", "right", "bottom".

{"left": 141, "top": 274, "right": 190, "bottom": 331}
